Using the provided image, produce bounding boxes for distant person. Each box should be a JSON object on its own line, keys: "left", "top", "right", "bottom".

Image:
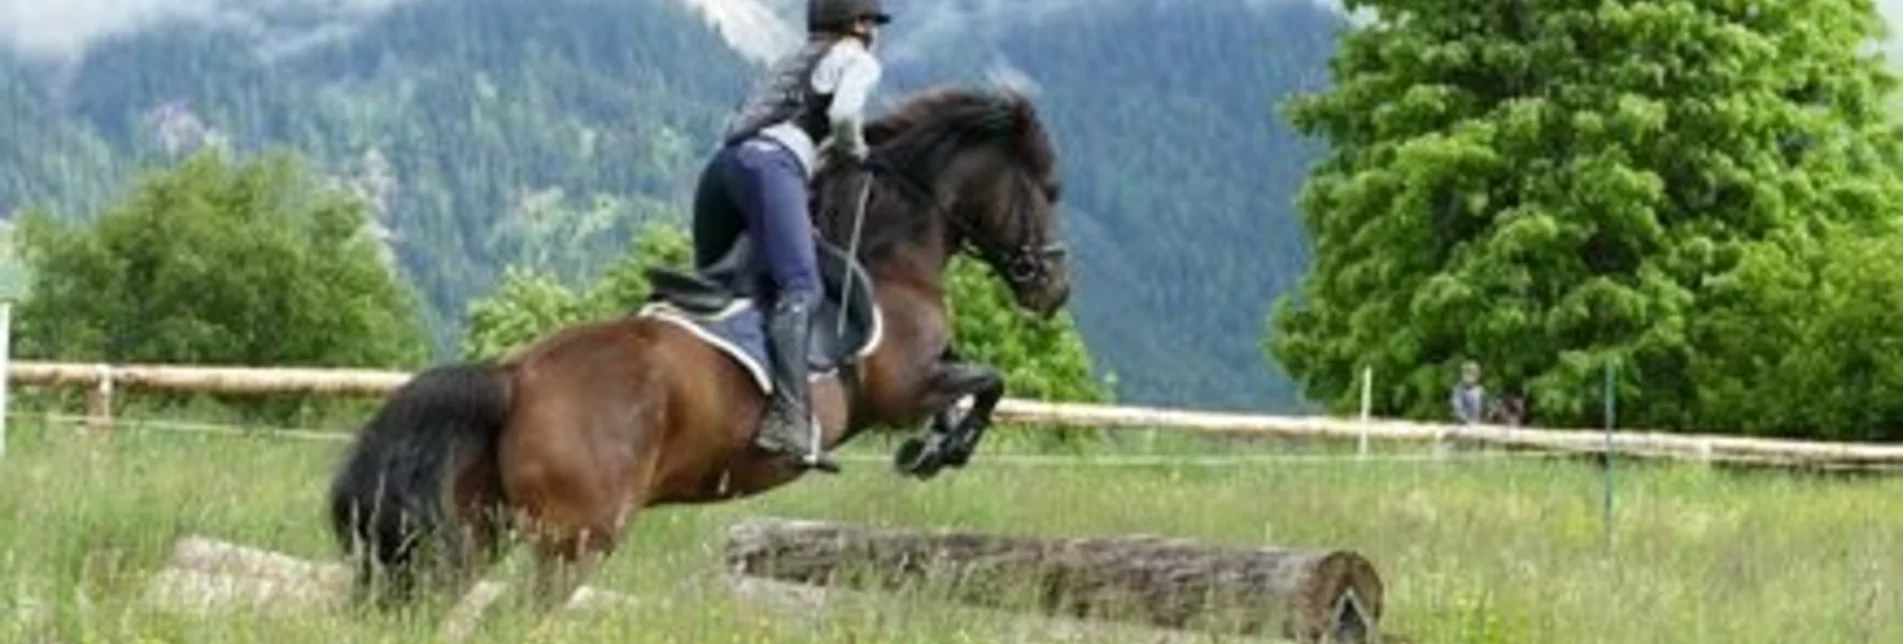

{"left": 687, "top": 0, "right": 892, "bottom": 473}
{"left": 1450, "top": 360, "right": 1486, "bottom": 424}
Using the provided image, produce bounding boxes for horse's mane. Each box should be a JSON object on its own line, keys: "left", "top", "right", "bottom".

{"left": 811, "top": 85, "right": 1056, "bottom": 257}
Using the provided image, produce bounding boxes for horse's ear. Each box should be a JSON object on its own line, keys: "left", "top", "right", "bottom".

{"left": 1006, "top": 97, "right": 1049, "bottom": 165}
{"left": 1011, "top": 98, "right": 1036, "bottom": 133}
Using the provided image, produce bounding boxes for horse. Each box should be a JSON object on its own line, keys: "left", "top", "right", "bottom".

{"left": 325, "top": 84, "right": 1073, "bottom": 614}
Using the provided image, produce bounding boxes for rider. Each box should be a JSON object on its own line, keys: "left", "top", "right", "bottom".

{"left": 690, "top": 0, "right": 891, "bottom": 473}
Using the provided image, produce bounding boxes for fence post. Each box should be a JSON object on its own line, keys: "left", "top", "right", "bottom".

{"left": 0, "top": 300, "right": 10, "bottom": 457}
{"left": 1602, "top": 360, "right": 1617, "bottom": 547}
{"left": 84, "top": 363, "right": 113, "bottom": 434}
{"left": 1357, "top": 366, "right": 1372, "bottom": 456}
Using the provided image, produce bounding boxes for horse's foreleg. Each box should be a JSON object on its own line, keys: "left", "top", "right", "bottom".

{"left": 936, "top": 362, "right": 1004, "bottom": 467}
{"left": 896, "top": 355, "right": 1004, "bottom": 478}
{"left": 923, "top": 345, "right": 1005, "bottom": 438}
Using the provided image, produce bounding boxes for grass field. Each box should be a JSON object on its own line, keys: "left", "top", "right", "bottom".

{"left": 2, "top": 416, "right": 1900, "bottom": 643}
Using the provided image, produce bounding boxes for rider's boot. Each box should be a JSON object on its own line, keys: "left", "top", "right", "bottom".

{"left": 754, "top": 290, "right": 840, "bottom": 473}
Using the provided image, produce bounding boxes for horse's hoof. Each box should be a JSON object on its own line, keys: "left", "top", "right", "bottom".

{"left": 893, "top": 437, "right": 942, "bottom": 479}
{"left": 943, "top": 449, "right": 971, "bottom": 468}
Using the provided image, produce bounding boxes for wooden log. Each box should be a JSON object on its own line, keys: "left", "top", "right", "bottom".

{"left": 992, "top": 399, "right": 1903, "bottom": 469}
{"left": 725, "top": 518, "right": 1387, "bottom": 644}
{"left": 728, "top": 574, "right": 1305, "bottom": 643}
{"left": 167, "top": 535, "right": 352, "bottom": 588}
{"left": 144, "top": 535, "right": 634, "bottom": 641}
{"left": 8, "top": 362, "right": 409, "bottom": 397}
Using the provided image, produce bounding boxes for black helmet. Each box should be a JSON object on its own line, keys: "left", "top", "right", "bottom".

{"left": 808, "top": 0, "right": 891, "bottom": 31}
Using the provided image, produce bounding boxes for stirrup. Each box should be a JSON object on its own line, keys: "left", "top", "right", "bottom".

{"left": 796, "top": 409, "right": 839, "bottom": 473}
{"left": 796, "top": 451, "right": 842, "bottom": 474}
{"left": 753, "top": 409, "right": 839, "bottom": 474}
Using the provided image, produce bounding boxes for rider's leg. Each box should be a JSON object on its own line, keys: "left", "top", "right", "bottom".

{"left": 690, "top": 147, "right": 745, "bottom": 271}
{"left": 724, "top": 138, "right": 836, "bottom": 472}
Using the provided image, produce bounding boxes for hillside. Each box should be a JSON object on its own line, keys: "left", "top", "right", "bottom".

{"left": 1, "top": 0, "right": 753, "bottom": 345}
{"left": 696, "top": 0, "right": 1346, "bottom": 410}
{"left": 885, "top": 1, "right": 1342, "bottom": 411}
{"left": 0, "top": 0, "right": 1344, "bottom": 412}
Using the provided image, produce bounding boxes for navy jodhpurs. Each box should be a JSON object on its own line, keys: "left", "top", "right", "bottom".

{"left": 691, "top": 137, "right": 821, "bottom": 300}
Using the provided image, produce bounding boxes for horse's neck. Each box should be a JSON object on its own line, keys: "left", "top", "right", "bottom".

{"left": 859, "top": 220, "right": 953, "bottom": 295}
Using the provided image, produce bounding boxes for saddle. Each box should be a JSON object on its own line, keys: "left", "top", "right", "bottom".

{"left": 638, "top": 234, "right": 881, "bottom": 393}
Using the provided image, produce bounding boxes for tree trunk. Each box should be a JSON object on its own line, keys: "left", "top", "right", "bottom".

{"left": 725, "top": 518, "right": 1387, "bottom": 643}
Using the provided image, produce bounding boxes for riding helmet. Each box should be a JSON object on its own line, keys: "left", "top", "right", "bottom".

{"left": 809, "top": 0, "right": 891, "bottom": 31}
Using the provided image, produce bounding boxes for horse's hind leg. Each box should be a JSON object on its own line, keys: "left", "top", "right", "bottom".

{"left": 444, "top": 451, "right": 515, "bottom": 596}
{"left": 503, "top": 448, "right": 637, "bottom": 613}
{"left": 498, "top": 393, "right": 657, "bottom": 613}
{"left": 526, "top": 519, "right": 621, "bottom": 613}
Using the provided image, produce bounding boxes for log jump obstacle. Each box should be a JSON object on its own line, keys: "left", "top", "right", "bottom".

{"left": 142, "top": 536, "right": 634, "bottom": 642}
{"left": 725, "top": 517, "right": 1389, "bottom": 644}
{"left": 142, "top": 521, "right": 1393, "bottom": 643}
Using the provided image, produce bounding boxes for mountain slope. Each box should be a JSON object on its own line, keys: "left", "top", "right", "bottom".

{"left": 0, "top": 0, "right": 1343, "bottom": 412}
{"left": 969, "top": 1, "right": 1339, "bottom": 411}
{"left": 687, "top": 0, "right": 1344, "bottom": 410}
{"left": 3, "top": 0, "right": 753, "bottom": 344}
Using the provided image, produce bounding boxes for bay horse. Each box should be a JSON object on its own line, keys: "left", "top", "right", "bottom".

{"left": 325, "top": 85, "right": 1072, "bottom": 614}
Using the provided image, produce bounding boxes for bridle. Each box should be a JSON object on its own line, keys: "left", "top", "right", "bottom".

{"left": 950, "top": 184, "right": 1067, "bottom": 291}
{"left": 847, "top": 117, "right": 1069, "bottom": 293}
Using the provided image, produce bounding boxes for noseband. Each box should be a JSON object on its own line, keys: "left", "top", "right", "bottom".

{"left": 955, "top": 199, "right": 1067, "bottom": 291}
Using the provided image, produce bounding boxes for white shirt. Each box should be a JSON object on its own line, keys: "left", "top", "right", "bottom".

{"left": 759, "top": 38, "right": 883, "bottom": 177}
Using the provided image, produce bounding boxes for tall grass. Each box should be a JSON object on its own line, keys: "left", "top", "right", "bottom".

{"left": 1, "top": 418, "right": 1898, "bottom": 643}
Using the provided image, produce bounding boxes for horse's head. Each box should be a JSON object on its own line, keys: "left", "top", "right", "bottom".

{"left": 817, "top": 86, "right": 1072, "bottom": 318}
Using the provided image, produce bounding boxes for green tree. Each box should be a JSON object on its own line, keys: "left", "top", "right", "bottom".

{"left": 14, "top": 148, "right": 427, "bottom": 368}
{"left": 946, "top": 256, "right": 1111, "bottom": 403}
{"left": 464, "top": 222, "right": 1109, "bottom": 402}
{"left": 461, "top": 220, "right": 690, "bottom": 360}
{"left": 11, "top": 148, "right": 429, "bottom": 421}
{"left": 1267, "top": 0, "right": 1903, "bottom": 434}
{"left": 1690, "top": 226, "right": 1903, "bottom": 440}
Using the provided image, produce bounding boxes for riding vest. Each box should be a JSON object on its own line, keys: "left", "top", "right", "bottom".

{"left": 722, "top": 39, "right": 838, "bottom": 154}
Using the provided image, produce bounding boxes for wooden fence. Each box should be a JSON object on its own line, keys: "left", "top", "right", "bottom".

{"left": 7, "top": 360, "right": 1903, "bottom": 470}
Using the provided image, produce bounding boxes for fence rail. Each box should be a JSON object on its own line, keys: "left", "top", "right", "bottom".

{"left": 7, "top": 360, "right": 1903, "bottom": 470}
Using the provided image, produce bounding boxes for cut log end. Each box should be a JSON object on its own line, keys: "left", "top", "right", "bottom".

{"left": 1300, "top": 550, "right": 1385, "bottom": 641}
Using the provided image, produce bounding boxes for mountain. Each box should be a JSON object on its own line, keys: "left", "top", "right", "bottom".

{"left": 2, "top": 0, "right": 755, "bottom": 344}
{"left": 679, "top": 0, "right": 1348, "bottom": 411}
{"left": 0, "top": 0, "right": 1345, "bottom": 413}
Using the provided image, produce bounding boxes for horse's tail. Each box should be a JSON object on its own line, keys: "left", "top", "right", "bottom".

{"left": 325, "top": 361, "right": 514, "bottom": 609}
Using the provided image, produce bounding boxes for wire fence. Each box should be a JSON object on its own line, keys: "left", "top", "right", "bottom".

{"left": 7, "top": 408, "right": 1582, "bottom": 469}
{"left": 7, "top": 357, "right": 1903, "bottom": 476}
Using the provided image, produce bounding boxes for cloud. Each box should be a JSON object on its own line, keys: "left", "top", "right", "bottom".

{"left": 675, "top": 0, "right": 799, "bottom": 64}
{"left": 0, "top": 0, "right": 417, "bottom": 64}
{"left": 984, "top": 57, "right": 1042, "bottom": 97}
{"left": 870, "top": 0, "right": 1349, "bottom": 64}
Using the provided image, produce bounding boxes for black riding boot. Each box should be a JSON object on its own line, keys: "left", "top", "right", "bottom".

{"left": 754, "top": 291, "right": 840, "bottom": 473}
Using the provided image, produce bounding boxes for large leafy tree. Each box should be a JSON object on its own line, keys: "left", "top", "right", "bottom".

{"left": 1690, "top": 230, "right": 1903, "bottom": 440}
{"left": 9, "top": 149, "right": 430, "bottom": 424}
{"left": 1267, "top": 0, "right": 1903, "bottom": 434}
{"left": 13, "top": 148, "right": 428, "bottom": 369}
{"left": 464, "top": 222, "right": 1110, "bottom": 403}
